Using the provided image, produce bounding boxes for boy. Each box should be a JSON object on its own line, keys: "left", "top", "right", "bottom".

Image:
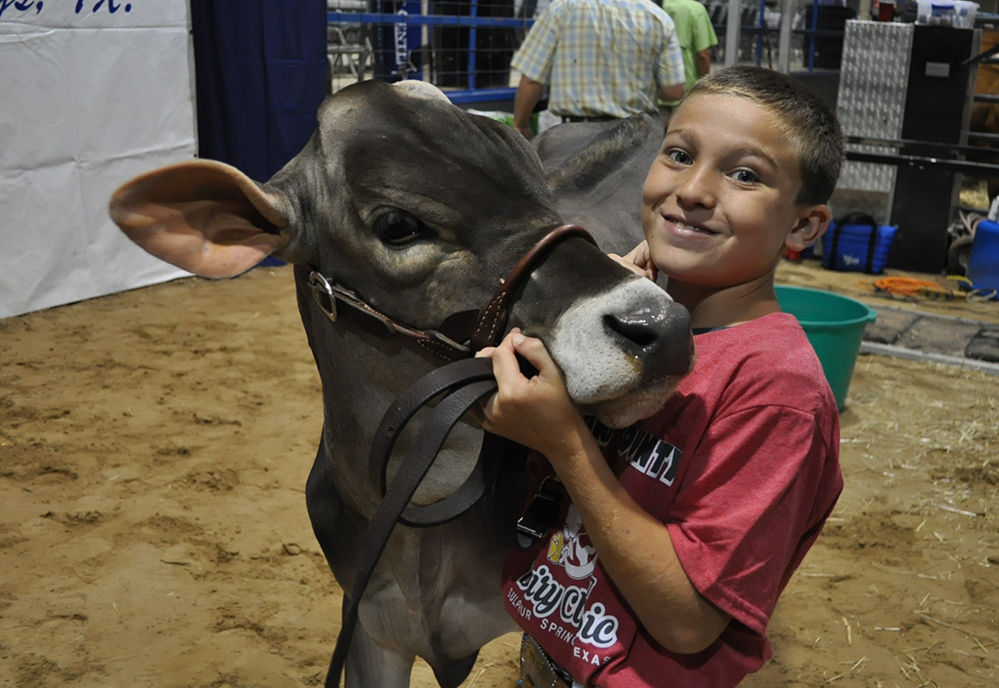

{"left": 477, "top": 66, "right": 845, "bottom": 687}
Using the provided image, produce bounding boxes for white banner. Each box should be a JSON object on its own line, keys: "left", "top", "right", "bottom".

{"left": 0, "top": 0, "right": 195, "bottom": 319}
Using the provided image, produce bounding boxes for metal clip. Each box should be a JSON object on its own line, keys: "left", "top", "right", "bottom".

{"left": 308, "top": 271, "right": 338, "bottom": 323}
{"left": 516, "top": 476, "right": 564, "bottom": 549}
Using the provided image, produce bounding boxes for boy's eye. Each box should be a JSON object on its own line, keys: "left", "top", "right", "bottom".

{"left": 666, "top": 149, "right": 692, "bottom": 165}
{"left": 733, "top": 169, "right": 759, "bottom": 184}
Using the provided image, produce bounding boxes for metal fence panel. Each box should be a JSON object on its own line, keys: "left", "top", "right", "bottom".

{"left": 836, "top": 21, "right": 914, "bottom": 194}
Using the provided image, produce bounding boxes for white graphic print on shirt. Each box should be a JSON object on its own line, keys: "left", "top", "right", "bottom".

{"left": 509, "top": 421, "right": 683, "bottom": 666}
{"left": 513, "top": 505, "right": 619, "bottom": 653}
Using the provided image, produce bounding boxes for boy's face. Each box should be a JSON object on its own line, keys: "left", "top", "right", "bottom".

{"left": 642, "top": 93, "right": 826, "bottom": 289}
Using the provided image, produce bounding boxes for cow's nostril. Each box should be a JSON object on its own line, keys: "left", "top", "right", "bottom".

{"left": 603, "top": 312, "right": 659, "bottom": 348}
{"left": 603, "top": 305, "right": 693, "bottom": 378}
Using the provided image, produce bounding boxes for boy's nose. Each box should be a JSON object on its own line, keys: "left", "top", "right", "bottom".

{"left": 676, "top": 167, "right": 717, "bottom": 208}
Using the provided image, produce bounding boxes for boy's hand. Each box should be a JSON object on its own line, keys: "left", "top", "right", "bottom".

{"left": 475, "top": 329, "right": 584, "bottom": 457}
{"left": 608, "top": 240, "right": 658, "bottom": 282}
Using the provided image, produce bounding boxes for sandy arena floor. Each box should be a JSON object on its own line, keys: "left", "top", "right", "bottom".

{"left": 2, "top": 260, "right": 999, "bottom": 687}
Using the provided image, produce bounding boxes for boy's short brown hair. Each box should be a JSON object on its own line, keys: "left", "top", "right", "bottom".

{"left": 683, "top": 66, "right": 844, "bottom": 206}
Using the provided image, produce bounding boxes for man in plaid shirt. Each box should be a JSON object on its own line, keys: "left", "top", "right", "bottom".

{"left": 511, "top": 0, "right": 686, "bottom": 140}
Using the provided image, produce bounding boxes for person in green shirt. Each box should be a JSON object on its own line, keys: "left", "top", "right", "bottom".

{"left": 659, "top": 0, "right": 718, "bottom": 114}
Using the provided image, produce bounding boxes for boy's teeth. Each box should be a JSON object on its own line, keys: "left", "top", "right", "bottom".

{"left": 674, "top": 219, "right": 713, "bottom": 234}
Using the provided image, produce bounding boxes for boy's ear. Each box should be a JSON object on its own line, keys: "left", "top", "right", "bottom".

{"left": 786, "top": 204, "right": 831, "bottom": 252}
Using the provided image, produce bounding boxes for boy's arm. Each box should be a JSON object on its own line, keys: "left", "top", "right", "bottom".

{"left": 478, "top": 330, "right": 731, "bottom": 654}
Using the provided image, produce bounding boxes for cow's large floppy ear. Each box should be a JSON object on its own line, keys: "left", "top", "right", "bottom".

{"left": 109, "top": 160, "right": 294, "bottom": 279}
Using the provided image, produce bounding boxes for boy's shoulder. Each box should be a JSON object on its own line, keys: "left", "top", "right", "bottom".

{"left": 698, "top": 311, "right": 807, "bottom": 351}
{"left": 702, "top": 312, "right": 817, "bottom": 370}
{"left": 689, "top": 312, "right": 834, "bottom": 413}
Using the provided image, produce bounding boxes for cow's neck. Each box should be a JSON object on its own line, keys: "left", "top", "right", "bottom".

{"left": 305, "top": 302, "right": 485, "bottom": 520}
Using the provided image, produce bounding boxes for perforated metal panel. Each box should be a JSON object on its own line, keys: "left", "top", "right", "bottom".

{"left": 836, "top": 21, "right": 914, "bottom": 193}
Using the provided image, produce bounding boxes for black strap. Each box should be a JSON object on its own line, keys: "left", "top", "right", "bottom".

{"left": 837, "top": 211, "right": 878, "bottom": 227}
{"left": 367, "top": 358, "right": 498, "bottom": 526}
{"left": 515, "top": 475, "right": 566, "bottom": 549}
{"left": 865, "top": 224, "right": 880, "bottom": 274}
{"left": 326, "top": 357, "right": 508, "bottom": 687}
{"left": 828, "top": 223, "right": 842, "bottom": 270}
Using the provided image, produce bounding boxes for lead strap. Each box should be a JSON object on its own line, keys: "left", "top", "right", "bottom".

{"left": 516, "top": 474, "right": 567, "bottom": 550}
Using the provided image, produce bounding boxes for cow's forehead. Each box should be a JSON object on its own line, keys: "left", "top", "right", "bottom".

{"left": 317, "top": 81, "right": 544, "bottom": 179}
{"left": 313, "top": 81, "right": 557, "bottom": 232}
{"left": 321, "top": 80, "right": 485, "bottom": 126}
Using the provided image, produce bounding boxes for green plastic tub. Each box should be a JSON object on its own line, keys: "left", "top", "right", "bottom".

{"left": 775, "top": 285, "right": 877, "bottom": 411}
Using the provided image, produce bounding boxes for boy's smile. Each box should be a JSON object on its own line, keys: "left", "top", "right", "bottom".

{"left": 642, "top": 93, "right": 819, "bottom": 292}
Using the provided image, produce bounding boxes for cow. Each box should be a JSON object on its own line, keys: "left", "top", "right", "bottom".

{"left": 109, "top": 79, "right": 691, "bottom": 688}
{"left": 531, "top": 113, "right": 666, "bottom": 256}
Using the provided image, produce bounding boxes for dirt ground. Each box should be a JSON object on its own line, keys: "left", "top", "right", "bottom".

{"left": 2, "top": 260, "right": 999, "bottom": 688}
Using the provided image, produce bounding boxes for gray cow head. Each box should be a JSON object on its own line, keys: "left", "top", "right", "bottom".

{"left": 110, "top": 79, "right": 691, "bottom": 430}
{"left": 110, "top": 79, "right": 693, "bottom": 688}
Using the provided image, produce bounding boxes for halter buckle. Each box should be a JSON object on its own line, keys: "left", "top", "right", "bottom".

{"left": 308, "top": 271, "right": 338, "bottom": 323}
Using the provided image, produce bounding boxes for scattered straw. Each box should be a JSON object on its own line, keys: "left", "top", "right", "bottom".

{"left": 913, "top": 609, "right": 994, "bottom": 657}
{"left": 902, "top": 641, "right": 944, "bottom": 657}
{"left": 915, "top": 611, "right": 962, "bottom": 631}
{"left": 466, "top": 666, "right": 488, "bottom": 688}
{"left": 871, "top": 562, "right": 939, "bottom": 580}
{"left": 892, "top": 653, "right": 911, "bottom": 680}
{"left": 842, "top": 617, "right": 853, "bottom": 646}
{"left": 931, "top": 502, "right": 981, "bottom": 518}
{"left": 919, "top": 641, "right": 944, "bottom": 658}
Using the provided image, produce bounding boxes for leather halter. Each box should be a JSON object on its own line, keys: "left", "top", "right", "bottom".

{"left": 317, "top": 223, "right": 597, "bottom": 688}
{"left": 307, "top": 223, "right": 596, "bottom": 360}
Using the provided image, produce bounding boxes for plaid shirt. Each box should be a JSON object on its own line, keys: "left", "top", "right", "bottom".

{"left": 512, "top": 0, "right": 685, "bottom": 118}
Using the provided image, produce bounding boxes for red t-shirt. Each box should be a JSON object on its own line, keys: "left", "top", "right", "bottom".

{"left": 504, "top": 313, "right": 843, "bottom": 687}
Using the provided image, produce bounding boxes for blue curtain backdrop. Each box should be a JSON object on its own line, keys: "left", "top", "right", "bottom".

{"left": 191, "top": 0, "right": 328, "bottom": 183}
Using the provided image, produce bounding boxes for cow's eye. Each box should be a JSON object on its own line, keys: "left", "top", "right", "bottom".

{"left": 374, "top": 210, "right": 423, "bottom": 245}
